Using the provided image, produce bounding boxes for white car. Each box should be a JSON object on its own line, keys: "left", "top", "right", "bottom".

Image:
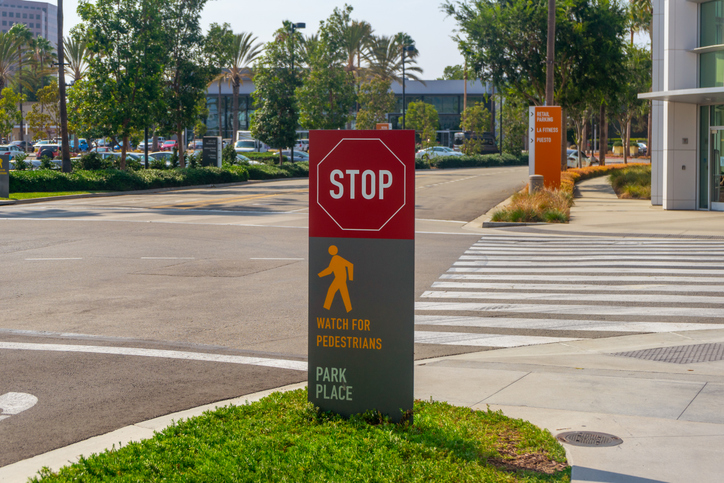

{"left": 0, "top": 144, "right": 24, "bottom": 159}
{"left": 234, "top": 139, "right": 268, "bottom": 153}
{"left": 566, "top": 149, "right": 599, "bottom": 168}
{"left": 415, "top": 146, "right": 464, "bottom": 159}
{"left": 294, "top": 139, "right": 309, "bottom": 152}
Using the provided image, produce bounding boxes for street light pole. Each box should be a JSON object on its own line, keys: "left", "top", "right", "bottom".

{"left": 290, "top": 22, "right": 305, "bottom": 165}
{"left": 401, "top": 45, "right": 415, "bottom": 130}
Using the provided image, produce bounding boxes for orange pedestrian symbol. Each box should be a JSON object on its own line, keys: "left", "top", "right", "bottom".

{"left": 318, "top": 245, "right": 353, "bottom": 312}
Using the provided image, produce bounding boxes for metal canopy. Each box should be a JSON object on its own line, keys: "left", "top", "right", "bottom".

{"left": 639, "top": 87, "right": 724, "bottom": 104}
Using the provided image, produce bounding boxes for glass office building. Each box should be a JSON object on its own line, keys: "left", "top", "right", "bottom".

{"left": 641, "top": 0, "right": 724, "bottom": 210}
{"left": 203, "top": 80, "right": 493, "bottom": 140}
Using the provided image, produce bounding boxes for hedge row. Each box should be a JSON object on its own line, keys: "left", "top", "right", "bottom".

{"left": 420, "top": 153, "right": 529, "bottom": 169}
{"left": 9, "top": 166, "right": 250, "bottom": 193}
{"left": 245, "top": 162, "right": 309, "bottom": 179}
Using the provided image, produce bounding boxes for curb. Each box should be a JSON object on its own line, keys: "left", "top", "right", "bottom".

{"left": 0, "top": 200, "right": 17, "bottom": 205}
{"left": 0, "top": 382, "right": 308, "bottom": 482}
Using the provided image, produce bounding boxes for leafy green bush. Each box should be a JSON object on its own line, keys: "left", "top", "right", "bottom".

{"left": 13, "top": 155, "right": 29, "bottom": 170}
{"left": 9, "top": 166, "right": 250, "bottom": 193}
{"left": 39, "top": 157, "right": 56, "bottom": 170}
{"left": 79, "top": 152, "right": 103, "bottom": 170}
{"left": 433, "top": 153, "right": 527, "bottom": 169}
{"left": 222, "top": 143, "right": 237, "bottom": 164}
{"left": 246, "top": 161, "right": 309, "bottom": 180}
{"left": 609, "top": 164, "right": 651, "bottom": 199}
{"left": 415, "top": 157, "right": 431, "bottom": 169}
{"left": 186, "top": 151, "right": 200, "bottom": 168}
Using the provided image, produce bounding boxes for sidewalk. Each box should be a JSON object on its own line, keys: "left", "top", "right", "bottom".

{"left": 3, "top": 174, "right": 724, "bottom": 482}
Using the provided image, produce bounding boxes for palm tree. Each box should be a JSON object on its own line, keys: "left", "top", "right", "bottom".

{"left": 0, "top": 33, "right": 19, "bottom": 93}
{"left": 64, "top": 37, "right": 89, "bottom": 83}
{"left": 342, "top": 21, "right": 372, "bottom": 76}
{"left": 364, "top": 35, "right": 423, "bottom": 85}
{"left": 214, "top": 32, "right": 263, "bottom": 137}
{"left": 8, "top": 24, "right": 33, "bottom": 146}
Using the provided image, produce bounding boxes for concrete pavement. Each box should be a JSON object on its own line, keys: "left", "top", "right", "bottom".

{"left": 3, "top": 173, "right": 724, "bottom": 482}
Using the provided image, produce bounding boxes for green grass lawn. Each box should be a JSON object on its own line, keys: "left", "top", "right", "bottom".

{"left": 6, "top": 191, "right": 109, "bottom": 200}
{"left": 32, "top": 389, "right": 570, "bottom": 482}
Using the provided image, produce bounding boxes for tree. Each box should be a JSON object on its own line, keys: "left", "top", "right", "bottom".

{"left": 9, "top": 24, "right": 32, "bottom": 147}
{"left": 251, "top": 22, "right": 303, "bottom": 165}
{"left": 438, "top": 65, "right": 465, "bottom": 80}
{"left": 0, "top": 33, "right": 19, "bottom": 93}
{"left": 406, "top": 101, "right": 439, "bottom": 148}
{"left": 205, "top": 23, "right": 234, "bottom": 139}
{"left": 364, "top": 35, "right": 423, "bottom": 84}
{"left": 0, "top": 87, "right": 24, "bottom": 140}
{"left": 26, "top": 82, "right": 59, "bottom": 141}
{"left": 355, "top": 78, "right": 395, "bottom": 129}
{"left": 297, "top": 8, "right": 357, "bottom": 130}
{"left": 64, "top": 35, "right": 90, "bottom": 83}
{"left": 74, "top": 0, "right": 168, "bottom": 169}
{"left": 611, "top": 44, "right": 651, "bottom": 164}
{"left": 156, "top": 0, "right": 213, "bottom": 168}
{"left": 460, "top": 102, "right": 491, "bottom": 154}
{"left": 500, "top": 94, "right": 527, "bottom": 155}
{"left": 214, "top": 32, "right": 263, "bottom": 137}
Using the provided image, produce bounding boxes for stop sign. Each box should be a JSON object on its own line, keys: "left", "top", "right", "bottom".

{"left": 317, "top": 138, "right": 406, "bottom": 232}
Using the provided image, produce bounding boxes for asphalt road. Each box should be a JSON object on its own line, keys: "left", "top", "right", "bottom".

{"left": 0, "top": 166, "right": 527, "bottom": 466}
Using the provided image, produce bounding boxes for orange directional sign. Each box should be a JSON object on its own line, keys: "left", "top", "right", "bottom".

{"left": 309, "top": 130, "right": 415, "bottom": 423}
{"left": 529, "top": 106, "right": 562, "bottom": 189}
{"left": 0, "top": 154, "right": 8, "bottom": 199}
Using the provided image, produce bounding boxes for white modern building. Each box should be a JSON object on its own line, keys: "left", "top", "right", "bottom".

{"left": 641, "top": 0, "right": 724, "bottom": 210}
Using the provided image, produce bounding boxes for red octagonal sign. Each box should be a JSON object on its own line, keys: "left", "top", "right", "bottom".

{"left": 310, "top": 131, "right": 415, "bottom": 240}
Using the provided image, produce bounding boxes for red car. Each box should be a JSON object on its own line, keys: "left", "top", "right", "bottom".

{"left": 161, "top": 140, "right": 178, "bottom": 151}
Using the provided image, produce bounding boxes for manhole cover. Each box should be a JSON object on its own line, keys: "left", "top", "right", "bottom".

{"left": 556, "top": 431, "right": 623, "bottom": 447}
{"left": 613, "top": 343, "right": 724, "bottom": 364}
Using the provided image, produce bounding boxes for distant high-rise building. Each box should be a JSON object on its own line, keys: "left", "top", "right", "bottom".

{"left": 0, "top": 1, "right": 57, "bottom": 48}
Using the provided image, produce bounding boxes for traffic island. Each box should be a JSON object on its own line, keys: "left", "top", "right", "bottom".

{"left": 30, "top": 389, "right": 570, "bottom": 482}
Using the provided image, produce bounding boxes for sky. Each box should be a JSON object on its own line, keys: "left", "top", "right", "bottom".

{"left": 55, "top": 0, "right": 465, "bottom": 80}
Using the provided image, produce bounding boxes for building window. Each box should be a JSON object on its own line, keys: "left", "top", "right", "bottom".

{"left": 2, "top": 12, "right": 5, "bottom": 17}
{"left": 701, "top": 52, "right": 724, "bottom": 87}
{"left": 8, "top": 12, "right": 13, "bottom": 17}
{"left": 22, "top": 13, "right": 26, "bottom": 18}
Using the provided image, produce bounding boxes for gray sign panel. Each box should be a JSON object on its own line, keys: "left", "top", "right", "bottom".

{"left": 0, "top": 154, "right": 9, "bottom": 199}
{"left": 202, "top": 136, "right": 222, "bottom": 167}
{"left": 308, "top": 236, "right": 414, "bottom": 422}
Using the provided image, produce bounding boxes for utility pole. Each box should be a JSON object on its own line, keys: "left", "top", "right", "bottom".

{"left": 58, "top": 0, "right": 71, "bottom": 173}
{"left": 401, "top": 45, "right": 415, "bottom": 130}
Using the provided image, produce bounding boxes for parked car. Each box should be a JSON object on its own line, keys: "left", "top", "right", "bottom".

{"left": 188, "top": 139, "right": 203, "bottom": 151}
{"left": 148, "top": 151, "right": 174, "bottom": 167}
{"left": 90, "top": 146, "right": 113, "bottom": 153}
{"left": 161, "top": 140, "right": 178, "bottom": 151}
{"left": 280, "top": 150, "right": 309, "bottom": 162}
{"left": 10, "top": 140, "right": 33, "bottom": 151}
{"left": 415, "top": 146, "right": 464, "bottom": 159}
{"left": 294, "top": 139, "right": 309, "bottom": 152}
{"left": 236, "top": 153, "right": 262, "bottom": 165}
{"left": 0, "top": 144, "right": 25, "bottom": 159}
{"left": 566, "top": 149, "right": 599, "bottom": 168}
{"left": 75, "top": 138, "right": 89, "bottom": 152}
{"left": 37, "top": 144, "right": 61, "bottom": 160}
{"left": 637, "top": 142, "right": 648, "bottom": 155}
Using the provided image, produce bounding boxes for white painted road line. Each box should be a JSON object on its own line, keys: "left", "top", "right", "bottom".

{"left": 414, "top": 331, "right": 579, "bottom": 347}
{"left": 141, "top": 257, "right": 196, "bottom": 260}
{"left": 421, "top": 290, "right": 724, "bottom": 305}
{"left": 415, "top": 301, "right": 724, "bottom": 318}
{"left": 0, "top": 343, "right": 307, "bottom": 371}
{"left": 468, "top": 247, "right": 724, "bottom": 254}
{"left": 0, "top": 393, "right": 38, "bottom": 421}
{"left": 25, "top": 258, "right": 82, "bottom": 261}
{"left": 432, "top": 281, "right": 724, "bottom": 293}
{"left": 415, "top": 315, "right": 724, "bottom": 333}
{"left": 440, "top": 274, "right": 724, "bottom": 283}
{"left": 250, "top": 258, "right": 305, "bottom": 260}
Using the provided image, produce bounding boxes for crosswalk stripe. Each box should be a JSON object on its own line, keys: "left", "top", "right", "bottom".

{"left": 440, "top": 274, "right": 724, "bottom": 283}
{"left": 421, "top": 290, "right": 724, "bottom": 304}
{"left": 449, "top": 267, "right": 724, "bottom": 275}
{"left": 415, "top": 301, "right": 724, "bottom": 318}
{"left": 431, "top": 281, "right": 724, "bottom": 293}
{"left": 414, "top": 331, "right": 579, "bottom": 347}
{"left": 415, "top": 315, "right": 724, "bottom": 332}
{"left": 455, "top": 260, "right": 724, "bottom": 267}
{"left": 462, "top": 253, "right": 719, "bottom": 261}
{"left": 415, "top": 235, "right": 724, "bottom": 350}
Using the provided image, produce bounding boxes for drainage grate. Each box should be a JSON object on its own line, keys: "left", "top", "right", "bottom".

{"left": 556, "top": 431, "right": 623, "bottom": 447}
{"left": 612, "top": 343, "right": 724, "bottom": 364}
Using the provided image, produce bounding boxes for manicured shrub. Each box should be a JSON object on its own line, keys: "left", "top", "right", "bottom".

{"left": 432, "top": 153, "right": 527, "bottom": 169}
